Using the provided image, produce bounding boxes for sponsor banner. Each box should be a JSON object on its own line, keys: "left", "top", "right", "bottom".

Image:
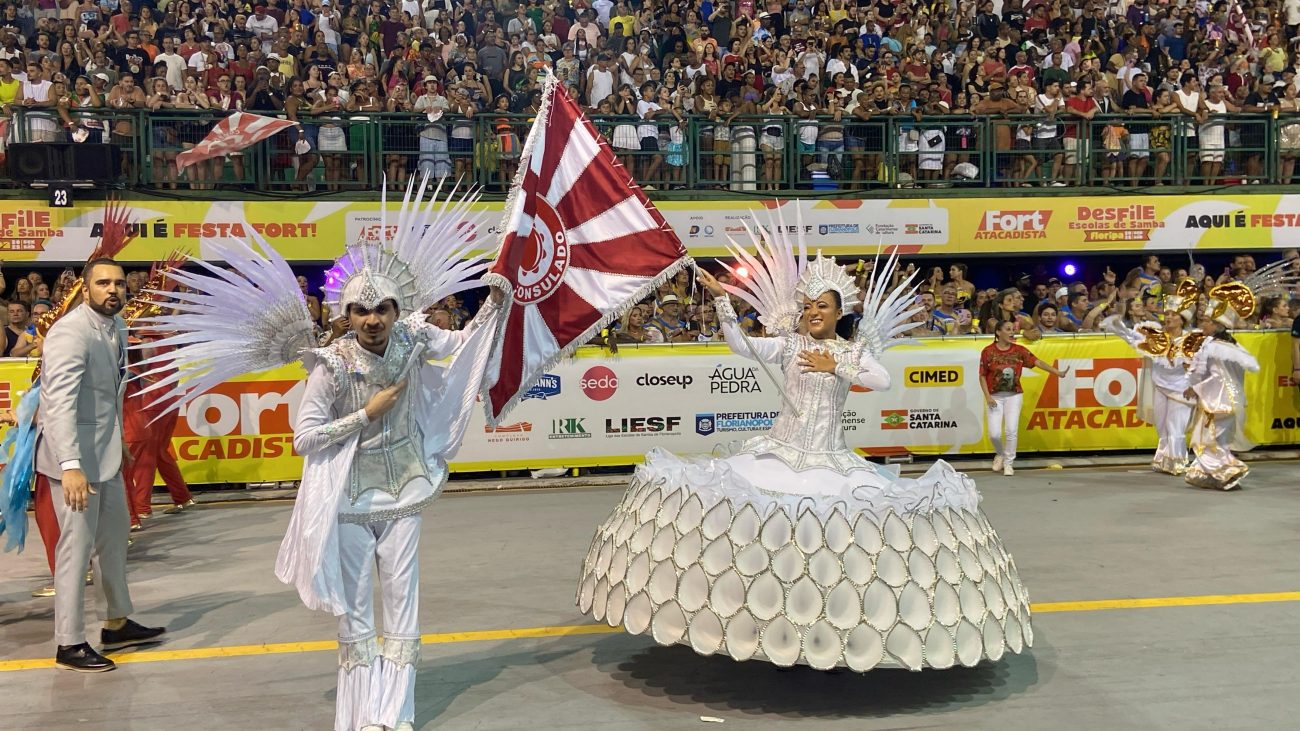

{"left": 1, "top": 333, "right": 1294, "bottom": 481}
{"left": 13, "top": 194, "right": 1300, "bottom": 261}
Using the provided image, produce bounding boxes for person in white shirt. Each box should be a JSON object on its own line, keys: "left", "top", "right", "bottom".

{"left": 20, "top": 62, "right": 58, "bottom": 141}
{"left": 586, "top": 54, "right": 615, "bottom": 107}
{"left": 154, "top": 36, "right": 186, "bottom": 91}
{"left": 592, "top": 0, "right": 614, "bottom": 26}
{"left": 245, "top": 5, "right": 279, "bottom": 56}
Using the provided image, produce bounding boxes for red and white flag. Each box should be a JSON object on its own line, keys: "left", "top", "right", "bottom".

{"left": 483, "top": 76, "right": 689, "bottom": 424}
{"left": 175, "top": 112, "right": 296, "bottom": 172}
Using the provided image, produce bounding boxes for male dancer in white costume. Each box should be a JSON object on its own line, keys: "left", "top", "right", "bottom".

{"left": 134, "top": 179, "right": 500, "bottom": 730}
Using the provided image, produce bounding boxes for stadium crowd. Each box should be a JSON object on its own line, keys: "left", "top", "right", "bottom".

{"left": 3, "top": 0, "right": 1300, "bottom": 187}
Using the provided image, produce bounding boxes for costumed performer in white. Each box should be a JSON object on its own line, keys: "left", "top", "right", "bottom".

{"left": 134, "top": 177, "right": 502, "bottom": 731}
{"left": 1181, "top": 261, "right": 1297, "bottom": 490}
{"left": 1100, "top": 279, "right": 1202, "bottom": 476}
{"left": 577, "top": 220, "right": 1034, "bottom": 672}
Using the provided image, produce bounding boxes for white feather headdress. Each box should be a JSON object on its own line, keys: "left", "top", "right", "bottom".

{"left": 135, "top": 173, "right": 491, "bottom": 409}
{"left": 324, "top": 175, "right": 489, "bottom": 314}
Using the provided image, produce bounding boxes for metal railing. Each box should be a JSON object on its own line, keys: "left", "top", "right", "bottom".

{"left": 3, "top": 108, "right": 1298, "bottom": 195}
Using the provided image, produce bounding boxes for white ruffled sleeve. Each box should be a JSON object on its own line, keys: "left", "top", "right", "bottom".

{"left": 715, "top": 296, "right": 784, "bottom": 364}
{"left": 834, "top": 347, "right": 891, "bottom": 391}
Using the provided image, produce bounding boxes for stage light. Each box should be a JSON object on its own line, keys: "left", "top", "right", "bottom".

{"left": 736, "top": 265, "right": 750, "bottom": 279}
{"left": 1062, "top": 262, "right": 1078, "bottom": 277}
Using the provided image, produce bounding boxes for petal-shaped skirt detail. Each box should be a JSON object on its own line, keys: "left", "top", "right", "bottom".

{"left": 577, "top": 447, "right": 1032, "bottom": 671}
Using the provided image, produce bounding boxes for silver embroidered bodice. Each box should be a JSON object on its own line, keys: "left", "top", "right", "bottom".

{"left": 307, "top": 319, "right": 436, "bottom": 521}
{"left": 715, "top": 296, "right": 889, "bottom": 475}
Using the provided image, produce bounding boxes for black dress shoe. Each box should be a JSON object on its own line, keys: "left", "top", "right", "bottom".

{"left": 56, "top": 643, "right": 116, "bottom": 673}
{"left": 101, "top": 619, "right": 166, "bottom": 650}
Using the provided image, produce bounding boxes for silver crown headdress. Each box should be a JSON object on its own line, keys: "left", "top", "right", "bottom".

{"left": 324, "top": 176, "right": 487, "bottom": 315}
{"left": 797, "top": 252, "right": 862, "bottom": 312}
{"left": 134, "top": 173, "right": 490, "bottom": 410}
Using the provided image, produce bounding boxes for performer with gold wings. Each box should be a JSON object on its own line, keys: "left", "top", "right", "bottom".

{"left": 1182, "top": 261, "right": 1297, "bottom": 490}
{"left": 1101, "top": 279, "right": 1206, "bottom": 475}
{"left": 577, "top": 213, "right": 1034, "bottom": 672}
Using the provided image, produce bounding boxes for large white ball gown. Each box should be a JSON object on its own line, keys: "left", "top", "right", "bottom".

{"left": 577, "top": 248, "right": 1033, "bottom": 672}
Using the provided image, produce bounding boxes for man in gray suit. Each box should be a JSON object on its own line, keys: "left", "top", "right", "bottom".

{"left": 37, "top": 257, "right": 165, "bottom": 673}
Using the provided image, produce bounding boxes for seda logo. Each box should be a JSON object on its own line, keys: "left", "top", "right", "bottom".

{"left": 976, "top": 210, "right": 1052, "bottom": 239}
{"left": 581, "top": 365, "right": 618, "bottom": 401}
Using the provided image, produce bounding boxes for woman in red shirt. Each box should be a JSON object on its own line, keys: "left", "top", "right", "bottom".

{"left": 979, "top": 318, "right": 1069, "bottom": 476}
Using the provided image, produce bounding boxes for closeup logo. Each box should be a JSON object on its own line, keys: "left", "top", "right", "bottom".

{"left": 695, "top": 414, "right": 716, "bottom": 436}
{"left": 975, "top": 210, "right": 1052, "bottom": 239}
{"left": 522, "top": 374, "right": 561, "bottom": 401}
{"left": 580, "top": 366, "right": 618, "bottom": 401}
{"left": 549, "top": 417, "right": 591, "bottom": 440}
{"left": 637, "top": 373, "right": 693, "bottom": 389}
{"left": 881, "top": 409, "right": 909, "bottom": 430}
{"left": 904, "top": 366, "right": 964, "bottom": 388}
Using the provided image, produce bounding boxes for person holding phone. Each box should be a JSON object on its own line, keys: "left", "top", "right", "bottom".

{"left": 980, "top": 318, "right": 1070, "bottom": 476}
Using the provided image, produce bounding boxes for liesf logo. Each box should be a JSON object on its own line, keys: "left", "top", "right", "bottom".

{"left": 581, "top": 366, "right": 618, "bottom": 401}
{"left": 881, "top": 409, "right": 908, "bottom": 429}
{"left": 549, "top": 417, "right": 591, "bottom": 440}
{"left": 637, "top": 373, "right": 693, "bottom": 389}
{"left": 975, "top": 210, "right": 1052, "bottom": 239}
{"left": 174, "top": 379, "right": 304, "bottom": 460}
{"left": 605, "top": 416, "right": 682, "bottom": 436}
{"left": 1028, "top": 358, "right": 1145, "bottom": 430}
{"left": 522, "top": 374, "right": 561, "bottom": 401}
{"left": 904, "top": 366, "right": 963, "bottom": 387}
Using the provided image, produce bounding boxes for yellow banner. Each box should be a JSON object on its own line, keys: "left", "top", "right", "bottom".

{"left": 0, "top": 331, "right": 1294, "bottom": 484}
{"left": 6, "top": 193, "right": 1300, "bottom": 261}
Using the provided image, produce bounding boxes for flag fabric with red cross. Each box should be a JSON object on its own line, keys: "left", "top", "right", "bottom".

{"left": 482, "top": 75, "right": 690, "bottom": 425}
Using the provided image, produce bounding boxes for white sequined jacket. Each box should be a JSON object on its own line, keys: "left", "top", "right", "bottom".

{"left": 714, "top": 297, "right": 890, "bottom": 474}
{"left": 293, "top": 311, "right": 491, "bottom": 523}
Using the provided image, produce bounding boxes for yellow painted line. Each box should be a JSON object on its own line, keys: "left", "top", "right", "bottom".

{"left": 1030, "top": 591, "right": 1300, "bottom": 613}
{"left": 3, "top": 591, "right": 1298, "bottom": 673}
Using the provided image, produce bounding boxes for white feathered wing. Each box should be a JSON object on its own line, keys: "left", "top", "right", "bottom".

{"left": 133, "top": 234, "right": 315, "bottom": 408}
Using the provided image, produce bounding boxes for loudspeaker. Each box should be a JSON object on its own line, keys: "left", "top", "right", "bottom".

{"left": 6, "top": 142, "right": 121, "bottom": 183}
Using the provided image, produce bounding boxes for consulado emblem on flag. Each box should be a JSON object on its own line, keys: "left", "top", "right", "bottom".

{"left": 482, "top": 75, "right": 690, "bottom": 424}
{"left": 175, "top": 112, "right": 297, "bottom": 172}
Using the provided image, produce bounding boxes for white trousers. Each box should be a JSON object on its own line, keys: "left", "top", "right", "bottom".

{"left": 50, "top": 473, "right": 134, "bottom": 647}
{"left": 987, "top": 392, "right": 1023, "bottom": 464}
{"left": 1186, "top": 411, "right": 1248, "bottom": 490}
{"left": 1151, "top": 390, "right": 1193, "bottom": 474}
{"left": 335, "top": 515, "right": 422, "bottom": 731}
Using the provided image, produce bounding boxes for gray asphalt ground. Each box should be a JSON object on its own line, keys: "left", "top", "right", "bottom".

{"left": 2, "top": 459, "right": 1299, "bottom": 730}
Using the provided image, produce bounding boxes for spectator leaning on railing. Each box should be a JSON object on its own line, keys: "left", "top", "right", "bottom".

{"left": 5, "top": 0, "right": 1300, "bottom": 190}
